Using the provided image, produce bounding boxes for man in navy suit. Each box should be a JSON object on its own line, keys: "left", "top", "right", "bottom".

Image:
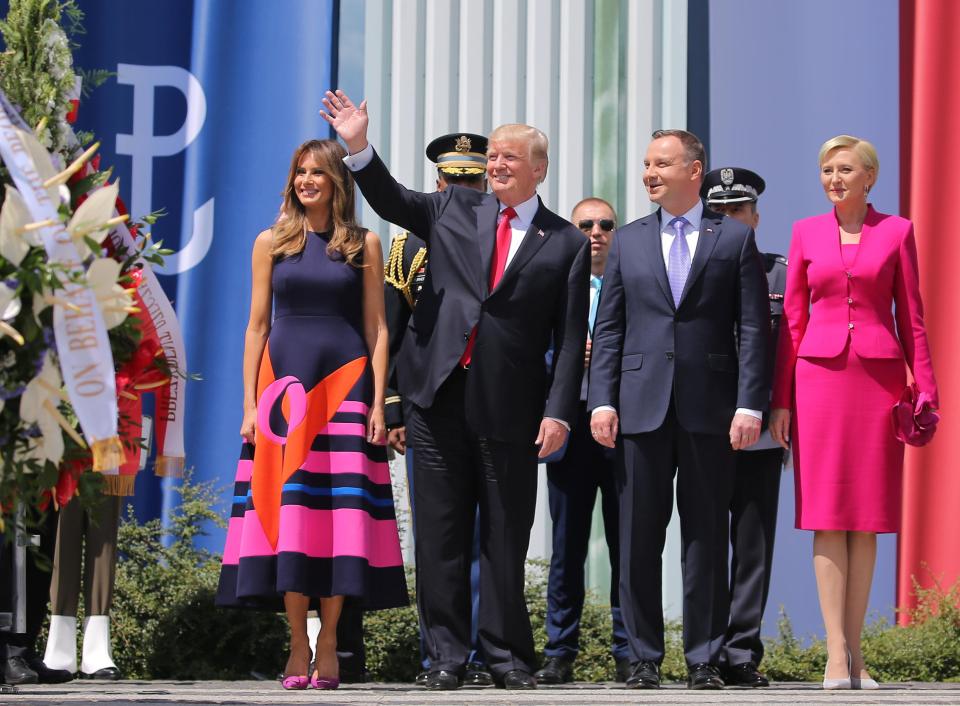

{"left": 323, "top": 90, "right": 590, "bottom": 691}
{"left": 588, "top": 130, "right": 769, "bottom": 690}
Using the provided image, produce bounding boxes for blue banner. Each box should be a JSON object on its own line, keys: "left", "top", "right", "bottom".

{"left": 71, "top": 0, "right": 337, "bottom": 548}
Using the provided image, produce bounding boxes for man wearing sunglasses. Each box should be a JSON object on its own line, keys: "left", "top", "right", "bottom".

{"left": 536, "top": 198, "right": 630, "bottom": 685}
{"left": 701, "top": 167, "right": 785, "bottom": 689}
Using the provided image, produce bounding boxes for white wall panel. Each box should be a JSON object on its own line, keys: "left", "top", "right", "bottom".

{"left": 361, "top": 0, "right": 393, "bottom": 236}
{"left": 457, "top": 0, "right": 493, "bottom": 137}
{"left": 624, "top": 0, "right": 660, "bottom": 222}
{"left": 422, "top": 0, "right": 459, "bottom": 188}
{"left": 389, "top": 0, "right": 426, "bottom": 193}
{"left": 556, "top": 0, "right": 592, "bottom": 221}
{"left": 524, "top": 0, "right": 560, "bottom": 210}
{"left": 491, "top": 0, "right": 527, "bottom": 126}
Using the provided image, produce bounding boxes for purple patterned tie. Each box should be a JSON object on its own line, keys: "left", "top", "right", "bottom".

{"left": 667, "top": 216, "right": 691, "bottom": 306}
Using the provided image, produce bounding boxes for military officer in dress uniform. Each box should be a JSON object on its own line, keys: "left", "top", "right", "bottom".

{"left": 383, "top": 132, "right": 492, "bottom": 687}
{"left": 701, "top": 167, "right": 785, "bottom": 688}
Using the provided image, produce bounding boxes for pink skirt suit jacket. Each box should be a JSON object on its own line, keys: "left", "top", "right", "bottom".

{"left": 772, "top": 206, "right": 938, "bottom": 532}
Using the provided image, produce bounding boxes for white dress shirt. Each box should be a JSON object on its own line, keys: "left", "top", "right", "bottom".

{"left": 591, "top": 201, "right": 761, "bottom": 423}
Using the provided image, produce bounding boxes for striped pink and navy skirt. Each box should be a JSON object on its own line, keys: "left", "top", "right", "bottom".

{"left": 216, "top": 395, "right": 408, "bottom": 611}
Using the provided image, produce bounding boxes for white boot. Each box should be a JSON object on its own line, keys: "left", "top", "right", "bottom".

{"left": 80, "top": 615, "right": 118, "bottom": 677}
{"left": 307, "top": 616, "right": 322, "bottom": 661}
{"left": 43, "top": 615, "right": 78, "bottom": 673}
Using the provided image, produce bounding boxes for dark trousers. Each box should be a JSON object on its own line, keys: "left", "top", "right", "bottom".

{"left": 409, "top": 368, "right": 539, "bottom": 677}
{"left": 618, "top": 404, "right": 735, "bottom": 667}
{"left": 406, "top": 446, "right": 483, "bottom": 670}
{"left": 545, "top": 404, "right": 628, "bottom": 661}
{"left": 723, "top": 448, "right": 783, "bottom": 667}
{"left": 336, "top": 599, "right": 366, "bottom": 677}
{"left": 51, "top": 494, "right": 122, "bottom": 617}
{"left": 0, "top": 510, "right": 58, "bottom": 660}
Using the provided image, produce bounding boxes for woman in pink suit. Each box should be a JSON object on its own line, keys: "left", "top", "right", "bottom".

{"left": 770, "top": 135, "right": 938, "bottom": 690}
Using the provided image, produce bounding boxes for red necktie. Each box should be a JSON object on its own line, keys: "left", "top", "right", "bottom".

{"left": 459, "top": 207, "right": 517, "bottom": 367}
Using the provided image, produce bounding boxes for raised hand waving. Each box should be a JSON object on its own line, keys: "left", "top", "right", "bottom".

{"left": 320, "top": 90, "right": 369, "bottom": 154}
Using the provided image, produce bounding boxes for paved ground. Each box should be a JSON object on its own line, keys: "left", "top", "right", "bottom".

{"left": 1, "top": 681, "right": 959, "bottom": 705}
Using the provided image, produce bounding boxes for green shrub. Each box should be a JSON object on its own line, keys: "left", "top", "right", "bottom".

{"left": 110, "top": 475, "right": 289, "bottom": 679}
{"left": 93, "top": 476, "right": 960, "bottom": 682}
{"left": 763, "top": 579, "right": 960, "bottom": 682}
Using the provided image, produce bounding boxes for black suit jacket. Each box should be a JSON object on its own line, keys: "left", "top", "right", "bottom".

{"left": 587, "top": 205, "right": 769, "bottom": 436}
{"left": 353, "top": 149, "right": 590, "bottom": 444}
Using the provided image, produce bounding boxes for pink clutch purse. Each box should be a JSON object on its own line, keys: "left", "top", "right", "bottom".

{"left": 892, "top": 383, "right": 939, "bottom": 447}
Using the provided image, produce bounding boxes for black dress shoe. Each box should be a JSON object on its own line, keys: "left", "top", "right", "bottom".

{"left": 423, "top": 669, "right": 460, "bottom": 690}
{"left": 534, "top": 656, "right": 574, "bottom": 684}
{"left": 463, "top": 661, "right": 493, "bottom": 686}
{"left": 687, "top": 662, "right": 724, "bottom": 689}
{"left": 80, "top": 666, "right": 122, "bottom": 680}
{"left": 614, "top": 657, "right": 632, "bottom": 683}
{"left": 26, "top": 656, "right": 73, "bottom": 684}
{"left": 499, "top": 669, "right": 536, "bottom": 689}
{"left": 414, "top": 669, "right": 429, "bottom": 686}
{"left": 724, "top": 661, "right": 769, "bottom": 687}
{"left": 625, "top": 660, "right": 660, "bottom": 689}
{"left": 2, "top": 656, "right": 38, "bottom": 685}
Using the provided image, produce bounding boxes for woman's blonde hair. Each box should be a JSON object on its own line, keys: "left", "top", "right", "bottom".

{"left": 272, "top": 139, "right": 365, "bottom": 265}
{"left": 818, "top": 134, "right": 880, "bottom": 181}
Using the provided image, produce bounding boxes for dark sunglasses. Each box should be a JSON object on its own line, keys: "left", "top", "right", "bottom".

{"left": 578, "top": 219, "right": 615, "bottom": 232}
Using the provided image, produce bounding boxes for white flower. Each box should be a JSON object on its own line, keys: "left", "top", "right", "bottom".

{"left": 0, "top": 282, "right": 23, "bottom": 346}
{"left": 12, "top": 128, "right": 61, "bottom": 204}
{"left": 68, "top": 182, "right": 120, "bottom": 259}
{"left": 19, "top": 352, "right": 66, "bottom": 465}
{"left": 87, "top": 257, "right": 134, "bottom": 328}
{"left": 0, "top": 185, "right": 42, "bottom": 267}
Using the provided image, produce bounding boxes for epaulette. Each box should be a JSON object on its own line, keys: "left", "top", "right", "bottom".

{"left": 384, "top": 232, "right": 428, "bottom": 309}
{"left": 764, "top": 252, "right": 788, "bottom": 266}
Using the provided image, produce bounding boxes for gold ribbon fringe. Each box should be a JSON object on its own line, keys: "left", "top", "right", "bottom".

{"left": 91, "top": 436, "right": 124, "bottom": 471}
{"left": 101, "top": 473, "right": 135, "bottom": 496}
{"left": 155, "top": 455, "right": 185, "bottom": 478}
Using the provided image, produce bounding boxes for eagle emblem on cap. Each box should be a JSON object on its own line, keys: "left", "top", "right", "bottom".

{"left": 720, "top": 168, "right": 734, "bottom": 186}
{"left": 455, "top": 135, "right": 472, "bottom": 153}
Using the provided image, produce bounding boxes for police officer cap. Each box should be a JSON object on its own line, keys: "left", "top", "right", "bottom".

{"left": 701, "top": 167, "right": 766, "bottom": 205}
{"left": 425, "top": 132, "right": 488, "bottom": 176}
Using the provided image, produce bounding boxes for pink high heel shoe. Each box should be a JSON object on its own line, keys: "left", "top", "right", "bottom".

{"left": 282, "top": 675, "right": 309, "bottom": 690}
{"left": 310, "top": 674, "right": 340, "bottom": 690}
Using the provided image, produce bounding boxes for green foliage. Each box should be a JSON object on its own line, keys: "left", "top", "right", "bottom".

{"left": 361, "top": 567, "right": 420, "bottom": 681}
{"left": 763, "top": 581, "right": 960, "bottom": 682}
{"left": 109, "top": 473, "right": 289, "bottom": 679}
{"left": 0, "top": 0, "right": 81, "bottom": 152}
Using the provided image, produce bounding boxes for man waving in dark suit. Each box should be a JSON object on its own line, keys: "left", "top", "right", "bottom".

{"left": 588, "top": 130, "right": 769, "bottom": 690}
{"left": 322, "top": 90, "right": 590, "bottom": 691}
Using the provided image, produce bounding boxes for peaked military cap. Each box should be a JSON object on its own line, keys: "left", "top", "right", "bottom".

{"left": 425, "top": 132, "right": 488, "bottom": 176}
{"left": 701, "top": 167, "right": 766, "bottom": 204}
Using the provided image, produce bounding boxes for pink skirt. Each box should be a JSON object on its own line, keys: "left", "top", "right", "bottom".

{"left": 792, "top": 344, "right": 906, "bottom": 533}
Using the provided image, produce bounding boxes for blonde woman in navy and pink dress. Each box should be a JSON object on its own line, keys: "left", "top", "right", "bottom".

{"left": 216, "top": 139, "right": 407, "bottom": 690}
{"left": 770, "top": 135, "right": 937, "bottom": 690}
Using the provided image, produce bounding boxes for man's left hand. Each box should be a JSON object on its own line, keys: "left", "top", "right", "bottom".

{"left": 536, "top": 418, "right": 568, "bottom": 459}
{"left": 729, "top": 412, "right": 761, "bottom": 450}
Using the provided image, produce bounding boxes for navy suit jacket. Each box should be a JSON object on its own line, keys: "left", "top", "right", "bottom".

{"left": 352, "top": 149, "right": 590, "bottom": 444}
{"left": 587, "top": 205, "right": 770, "bottom": 436}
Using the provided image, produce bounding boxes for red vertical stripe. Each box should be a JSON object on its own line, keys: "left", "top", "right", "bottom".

{"left": 898, "top": 0, "right": 960, "bottom": 623}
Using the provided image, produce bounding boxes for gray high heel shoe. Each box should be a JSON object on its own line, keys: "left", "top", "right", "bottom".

{"left": 822, "top": 652, "right": 852, "bottom": 690}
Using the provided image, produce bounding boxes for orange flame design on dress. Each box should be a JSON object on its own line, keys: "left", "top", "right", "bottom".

{"left": 251, "top": 349, "right": 367, "bottom": 549}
